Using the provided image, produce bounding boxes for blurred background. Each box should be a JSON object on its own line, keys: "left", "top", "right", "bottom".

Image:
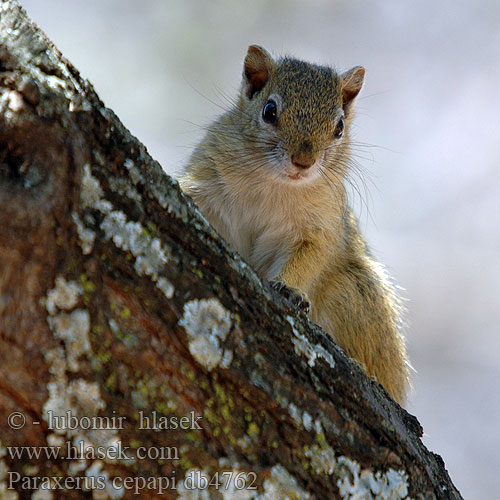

{"left": 21, "top": 0, "right": 499, "bottom": 497}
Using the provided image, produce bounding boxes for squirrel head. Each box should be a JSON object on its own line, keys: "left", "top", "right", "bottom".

{"left": 238, "top": 45, "right": 365, "bottom": 185}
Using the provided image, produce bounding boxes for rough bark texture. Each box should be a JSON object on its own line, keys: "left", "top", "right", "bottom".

{"left": 0, "top": 1, "right": 463, "bottom": 499}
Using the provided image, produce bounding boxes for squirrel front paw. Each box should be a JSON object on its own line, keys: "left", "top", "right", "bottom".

{"left": 270, "top": 280, "right": 311, "bottom": 314}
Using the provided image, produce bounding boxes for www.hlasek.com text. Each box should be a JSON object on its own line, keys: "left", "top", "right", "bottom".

{"left": 7, "top": 440, "right": 179, "bottom": 462}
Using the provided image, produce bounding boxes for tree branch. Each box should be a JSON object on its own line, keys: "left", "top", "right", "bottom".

{"left": 0, "top": 1, "right": 462, "bottom": 498}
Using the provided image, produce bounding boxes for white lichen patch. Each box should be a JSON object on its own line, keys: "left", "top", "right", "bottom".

{"left": 44, "top": 277, "right": 91, "bottom": 372}
{"left": 23, "top": 465, "right": 39, "bottom": 477}
{"left": 72, "top": 212, "right": 96, "bottom": 255}
{"left": 68, "top": 459, "right": 87, "bottom": 476}
{"left": 101, "top": 210, "right": 170, "bottom": 279}
{"left": 180, "top": 299, "right": 231, "bottom": 341}
{"left": 42, "top": 321, "right": 120, "bottom": 486}
{"left": 288, "top": 404, "right": 313, "bottom": 432}
{"left": 45, "top": 75, "right": 68, "bottom": 92}
{"left": 302, "top": 411, "right": 313, "bottom": 431}
{"left": 179, "top": 298, "right": 232, "bottom": 371}
{"left": 46, "top": 433, "right": 65, "bottom": 447}
{"left": 157, "top": 277, "right": 175, "bottom": 299}
{"left": 0, "top": 444, "right": 19, "bottom": 500}
{"left": 81, "top": 164, "right": 107, "bottom": 211}
{"left": 45, "top": 347, "right": 67, "bottom": 379}
{"left": 341, "top": 457, "right": 410, "bottom": 498}
{"left": 257, "top": 464, "right": 310, "bottom": 500}
{"left": 236, "top": 435, "right": 252, "bottom": 450}
{"left": 31, "top": 487, "right": 53, "bottom": 500}
{"left": 107, "top": 176, "right": 141, "bottom": 204}
{"left": 219, "top": 473, "right": 256, "bottom": 500}
{"left": 78, "top": 165, "right": 176, "bottom": 299}
{"left": 85, "top": 460, "right": 124, "bottom": 499}
{"left": 186, "top": 336, "right": 224, "bottom": 372}
{"left": 0, "top": 484, "right": 18, "bottom": 500}
{"left": 7, "top": 90, "right": 24, "bottom": 112}
{"left": 69, "top": 379, "right": 106, "bottom": 416}
{"left": 287, "top": 316, "right": 335, "bottom": 369}
{"left": 305, "top": 444, "right": 337, "bottom": 475}
{"left": 123, "top": 159, "right": 141, "bottom": 186}
{"left": 48, "top": 309, "right": 90, "bottom": 372}
{"left": 314, "top": 418, "right": 323, "bottom": 436}
{"left": 303, "top": 444, "right": 412, "bottom": 500}
{"left": 43, "top": 377, "right": 105, "bottom": 436}
{"left": 42, "top": 371, "right": 120, "bottom": 466}
{"left": 45, "top": 276, "right": 82, "bottom": 315}
{"left": 220, "top": 348, "right": 233, "bottom": 369}
{"left": 288, "top": 403, "right": 302, "bottom": 428}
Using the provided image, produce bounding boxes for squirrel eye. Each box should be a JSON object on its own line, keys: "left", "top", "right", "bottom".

{"left": 262, "top": 100, "right": 278, "bottom": 124}
{"left": 334, "top": 117, "right": 344, "bottom": 138}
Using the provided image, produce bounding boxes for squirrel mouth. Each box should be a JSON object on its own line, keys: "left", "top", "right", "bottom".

{"left": 285, "top": 167, "right": 317, "bottom": 182}
{"left": 283, "top": 159, "right": 321, "bottom": 182}
{"left": 279, "top": 161, "right": 320, "bottom": 183}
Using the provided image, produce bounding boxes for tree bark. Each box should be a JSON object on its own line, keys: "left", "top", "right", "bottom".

{"left": 0, "top": 1, "right": 462, "bottom": 499}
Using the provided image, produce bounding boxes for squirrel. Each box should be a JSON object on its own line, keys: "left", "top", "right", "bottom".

{"left": 179, "top": 45, "right": 409, "bottom": 404}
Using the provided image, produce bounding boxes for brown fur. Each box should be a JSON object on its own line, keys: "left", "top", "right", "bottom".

{"left": 180, "top": 46, "right": 409, "bottom": 404}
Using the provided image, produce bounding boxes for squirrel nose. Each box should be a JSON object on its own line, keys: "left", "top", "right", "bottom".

{"left": 291, "top": 152, "right": 315, "bottom": 169}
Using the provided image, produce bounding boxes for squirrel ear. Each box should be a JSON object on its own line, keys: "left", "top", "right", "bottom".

{"left": 341, "top": 66, "right": 365, "bottom": 111}
{"left": 243, "top": 45, "right": 275, "bottom": 99}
